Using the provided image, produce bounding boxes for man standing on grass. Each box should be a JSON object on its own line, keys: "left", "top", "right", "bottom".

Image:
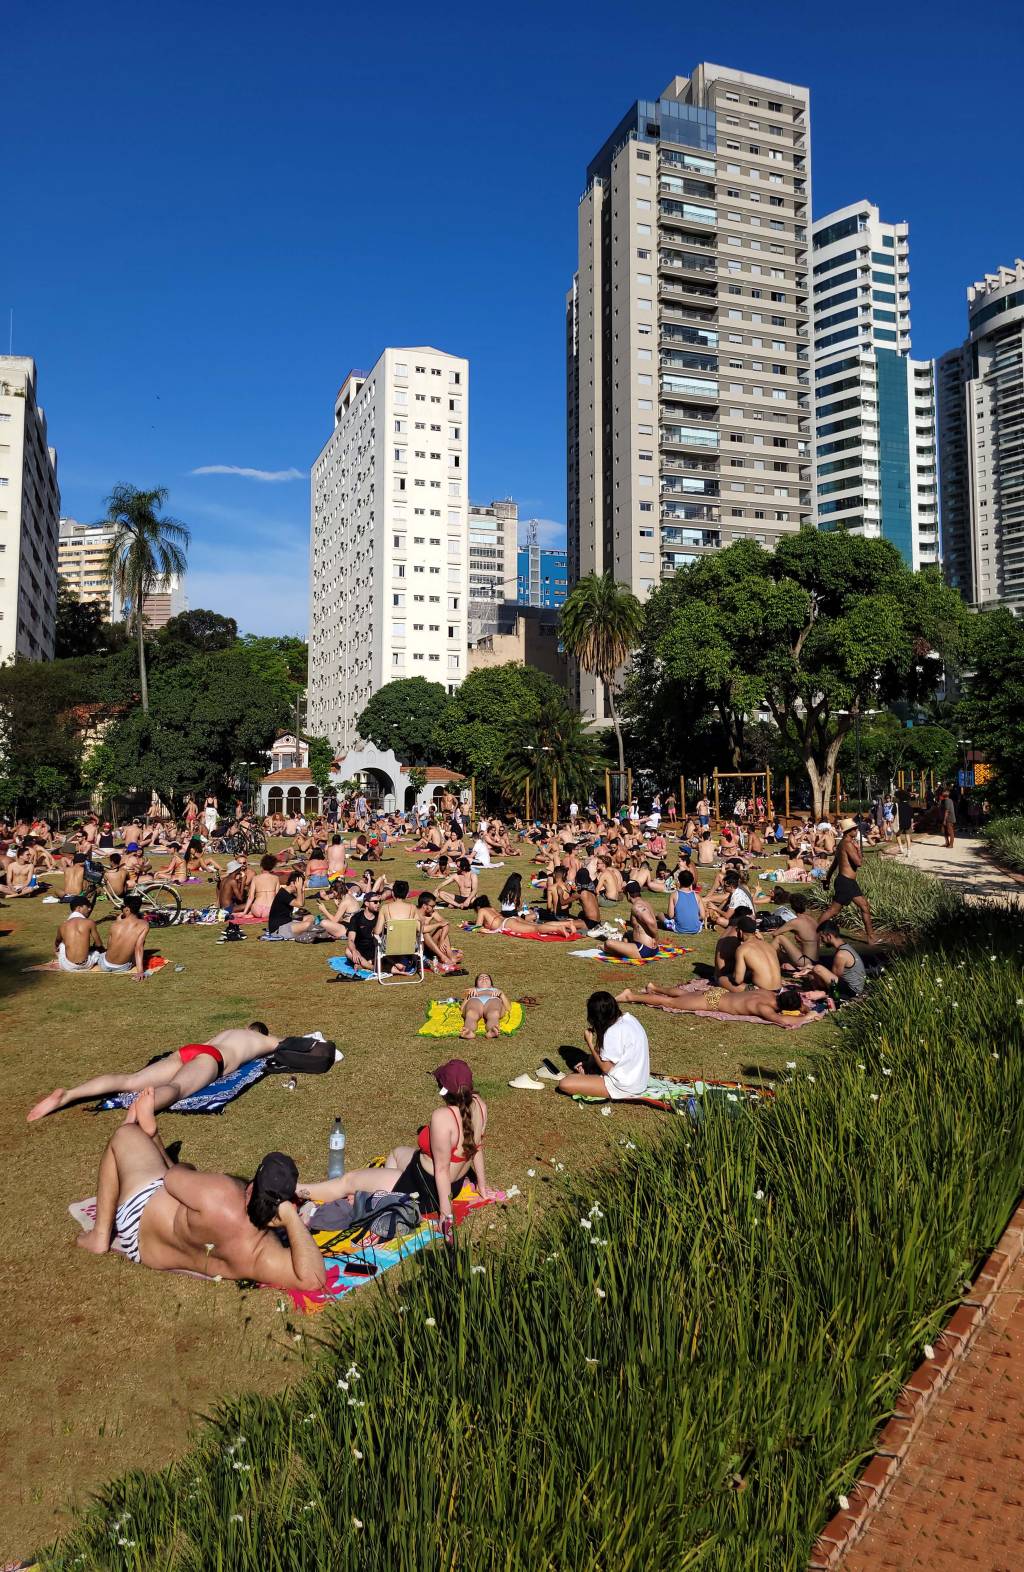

{"left": 73, "top": 1089, "right": 325, "bottom": 1291}
{"left": 817, "top": 819, "right": 878, "bottom": 943}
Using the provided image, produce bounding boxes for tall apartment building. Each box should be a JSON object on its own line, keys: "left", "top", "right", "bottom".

{"left": 810, "top": 202, "right": 938, "bottom": 568}
{"left": 58, "top": 519, "right": 117, "bottom": 616}
{"left": 309, "top": 347, "right": 469, "bottom": 751}
{"left": 937, "top": 259, "right": 1024, "bottom": 613}
{"left": 0, "top": 356, "right": 60, "bottom": 663}
{"left": 141, "top": 575, "right": 186, "bottom": 630}
{"left": 567, "top": 65, "right": 813, "bottom": 717}
{"left": 517, "top": 543, "right": 568, "bottom": 608}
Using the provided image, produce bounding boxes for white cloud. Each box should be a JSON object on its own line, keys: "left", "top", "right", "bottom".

{"left": 517, "top": 517, "right": 566, "bottom": 551}
{"left": 191, "top": 465, "right": 305, "bottom": 483}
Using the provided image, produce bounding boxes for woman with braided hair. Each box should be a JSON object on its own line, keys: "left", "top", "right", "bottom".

{"left": 297, "top": 1060, "right": 498, "bottom": 1239}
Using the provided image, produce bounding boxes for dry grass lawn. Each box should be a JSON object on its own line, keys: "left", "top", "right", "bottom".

{"left": 0, "top": 836, "right": 832, "bottom": 1559}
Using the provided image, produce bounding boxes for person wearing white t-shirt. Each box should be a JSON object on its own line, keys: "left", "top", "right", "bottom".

{"left": 556, "top": 992, "right": 650, "bottom": 1101}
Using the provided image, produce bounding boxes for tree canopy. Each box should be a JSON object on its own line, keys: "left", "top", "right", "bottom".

{"left": 54, "top": 580, "right": 130, "bottom": 660}
{"left": 958, "top": 608, "right": 1024, "bottom": 812}
{"left": 623, "top": 532, "right": 968, "bottom": 818}
{"left": 160, "top": 608, "right": 238, "bottom": 652}
{"left": 357, "top": 677, "right": 451, "bottom": 764}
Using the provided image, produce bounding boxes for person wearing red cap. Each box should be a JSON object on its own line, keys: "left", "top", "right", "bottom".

{"left": 298, "top": 1059, "right": 498, "bottom": 1239}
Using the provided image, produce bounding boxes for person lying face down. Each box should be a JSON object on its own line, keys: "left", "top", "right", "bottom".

{"left": 73, "top": 1093, "right": 325, "bottom": 1292}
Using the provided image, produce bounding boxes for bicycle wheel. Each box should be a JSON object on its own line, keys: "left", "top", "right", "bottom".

{"left": 140, "top": 883, "right": 182, "bottom": 916}
{"left": 248, "top": 829, "right": 267, "bottom": 854}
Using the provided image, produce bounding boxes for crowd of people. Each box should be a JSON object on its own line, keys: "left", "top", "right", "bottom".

{"left": 8, "top": 776, "right": 965, "bottom": 1289}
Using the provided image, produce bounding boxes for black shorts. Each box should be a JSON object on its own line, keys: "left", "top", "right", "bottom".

{"left": 391, "top": 1153, "right": 477, "bottom": 1217}
{"left": 834, "top": 874, "right": 863, "bottom": 906}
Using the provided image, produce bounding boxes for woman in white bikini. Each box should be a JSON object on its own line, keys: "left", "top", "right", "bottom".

{"left": 460, "top": 974, "right": 511, "bottom": 1039}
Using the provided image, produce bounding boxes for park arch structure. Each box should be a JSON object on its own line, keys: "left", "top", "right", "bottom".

{"left": 259, "top": 745, "right": 462, "bottom": 817}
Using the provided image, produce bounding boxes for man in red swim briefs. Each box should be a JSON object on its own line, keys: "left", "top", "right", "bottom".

{"left": 27, "top": 1024, "right": 281, "bottom": 1121}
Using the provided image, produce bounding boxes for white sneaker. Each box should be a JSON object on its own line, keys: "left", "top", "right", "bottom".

{"left": 535, "top": 1065, "right": 565, "bottom": 1082}
{"left": 508, "top": 1073, "right": 546, "bottom": 1091}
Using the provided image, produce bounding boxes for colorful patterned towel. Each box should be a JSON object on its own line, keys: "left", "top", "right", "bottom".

{"left": 417, "top": 999, "right": 524, "bottom": 1037}
{"left": 572, "top": 1074, "right": 774, "bottom": 1113}
{"left": 95, "top": 1057, "right": 268, "bottom": 1114}
{"left": 282, "top": 1182, "right": 495, "bottom": 1314}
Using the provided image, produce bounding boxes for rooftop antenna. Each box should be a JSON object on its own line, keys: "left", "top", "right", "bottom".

{"left": 526, "top": 518, "right": 539, "bottom": 548}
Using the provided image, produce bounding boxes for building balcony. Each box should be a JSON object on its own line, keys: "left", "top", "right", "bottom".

{"left": 661, "top": 424, "right": 720, "bottom": 449}
{"left": 659, "top": 199, "right": 717, "bottom": 228}
{"left": 663, "top": 505, "right": 720, "bottom": 526}
{"left": 662, "top": 526, "right": 722, "bottom": 548}
{"left": 662, "top": 476, "right": 720, "bottom": 497}
{"left": 661, "top": 374, "right": 718, "bottom": 401}
{"left": 660, "top": 322, "right": 719, "bottom": 349}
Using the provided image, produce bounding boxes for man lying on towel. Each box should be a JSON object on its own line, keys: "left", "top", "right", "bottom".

{"left": 28, "top": 1023, "right": 280, "bottom": 1121}
{"left": 614, "top": 982, "right": 832, "bottom": 1025}
{"left": 75, "top": 1089, "right": 325, "bottom": 1291}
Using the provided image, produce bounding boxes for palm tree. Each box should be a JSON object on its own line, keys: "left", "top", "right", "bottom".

{"left": 98, "top": 485, "right": 190, "bottom": 712}
{"left": 499, "top": 699, "right": 601, "bottom": 816}
{"left": 559, "top": 572, "right": 644, "bottom": 776}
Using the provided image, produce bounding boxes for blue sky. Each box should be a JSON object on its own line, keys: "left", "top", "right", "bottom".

{"left": 7, "top": 0, "right": 1021, "bottom": 634}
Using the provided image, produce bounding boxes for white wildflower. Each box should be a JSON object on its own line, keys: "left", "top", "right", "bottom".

{"left": 579, "top": 1217, "right": 593, "bottom": 1230}
{"left": 347, "top": 1398, "right": 366, "bottom": 1408}
{"left": 595, "top": 1286, "right": 607, "bottom": 1299}
{"left": 882, "top": 1067, "right": 892, "bottom": 1077}
{"left": 786, "top": 1061, "right": 797, "bottom": 1070}
{"left": 805, "top": 1074, "right": 816, "bottom": 1084}
{"left": 625, "top": 1141, "right": 637, "bottom": 1150}
{"left": 230, "top": 1514, "right": 243, "bottom": 1524}
{"left": 993, "top": 1052, "right": 1001, "bottom": 1060}
{"left": 554, "top": 1161, "right": 565, "bottom": 1171}
{"left": 337, "top": 1379, "right": 349, "bottom": 1391}
{"left": 870, "top": 1093, "right": 880, "bottom": 1102}
{"left": 346, "top": 1365, "right": 361, "bottom": 1381}
{"left": 353, "top": 1517, "right": 364, "bottom": 1529}
{"left": 505, "top": 1185, "right": 521, "bottom": 1198}
{"left": 292, "top": 1333, "right": 302, "bottom": 1342}
{"left": 471, "top": 1264, "right": 486, "bottom": 1275}
{"left": 425, "top": 1317, "right": 437, "bottom": 1327}
{"left": 754, "top": 1190, "right": 765, "bottom": 1202}
{"left": 526, "top": 1168, "right": 536, "bottom": 1178}
{"left": 600, "top": 1106, "right": 612, "bottom": 1117}
{"left": 352, "top": 1447, "right": 363, "bottom": 1459}
{"left": 589, "top": 1203, "right": 604, "bottom": 1218}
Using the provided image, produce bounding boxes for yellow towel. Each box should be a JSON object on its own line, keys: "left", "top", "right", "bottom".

{"left": 417, "top": 1000, "right": 524, "bottom": 1037}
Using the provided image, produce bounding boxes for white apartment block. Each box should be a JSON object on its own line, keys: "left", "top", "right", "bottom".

{"left": 938, "top": 259, "right": 1024, "bottom": 613}
{"left": 58, "top": 518, "right": 118, "bottom": 617}
{"left": 309, "top": 347, "right": 469, "bottom": 751}
{"left": 567, "top": 65, "right": 813, "bottom": 718}
{"left": 0, "top": 356, "right": 60, "bottom": 663}
{"left": 811, "top": 202, "right": 938, "bottom": 569}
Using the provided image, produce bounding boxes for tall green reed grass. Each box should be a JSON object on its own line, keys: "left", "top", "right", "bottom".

{"left": 42, "top": 903, "right": 1024, "bottom": 1572}
{"left": 805, "top": 853, "right": 960, "bottom": 934}
{"left": 984, "top": 816, "right": 1024, "bottom": 877}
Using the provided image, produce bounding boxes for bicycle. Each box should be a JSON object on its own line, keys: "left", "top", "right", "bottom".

{"left": 93, "top": 877, "right": 183, "bottom": 919}
{"left": 221, "top": 825, "right": 267, "bottom": 857}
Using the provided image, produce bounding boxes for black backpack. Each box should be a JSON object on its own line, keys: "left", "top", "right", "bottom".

{"left": 265, "top": 1034, "right": 337, "bottom": 1075}
{"left": 309, "top": 1189, "right": 421, "bottom": 1244}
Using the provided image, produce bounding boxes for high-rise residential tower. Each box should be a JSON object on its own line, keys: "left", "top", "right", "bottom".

{"left": 937, "top": 259, "right": 1024, "bottom": 613}
{"left": 810, "top": 201, "right": 938, "bottom": 568}
{"left": 517, "top": 544, "right": 568, "bottom": 608}
{"left": 308, "top": 347, "right": 469, "bottom": 751}
{"left": 567, "top": 65, "right": 813, "bottom": 717}
{"left": 58, "top": 519, "right": 118, "bottom": 617}
{"left": 0, "top": 356, "right": 60, "bottom": 663}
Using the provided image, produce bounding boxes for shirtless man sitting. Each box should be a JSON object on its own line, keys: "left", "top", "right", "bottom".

{"left": 29, "top": 1023, "right": 281, "bottom": 1120}
{"left": 72, "top": 1090, "right": 325, "bottom": 1292}
{"left": 54, "top": 897, "right": 104, "bottom": 971}
{"left": 435, "top": 858, "right": 479, "bottom": 909}
{"left": 764, "top": 893, "right": 821, "bottom": 971}
{"left": 416, "top": 891, "right": 463, "bottom": 970}
{"left": 728, "top": 916, "right": 783, "bottom": 991}
{"left": 615, "top": 982, "right": 828, "bottom": 1025}
{"left": 98, "top": 895, "right": 150, "bottom": 979}
{"left": 596, "top": 860, "right": 625, "bottom": 905}
{"left": 61, "top": 853, "right": 89, "bottom": 901}
{"left": 325, "top": 834, "right": 349, "bottom": 884}
{"left": 103, "top": 853, "right": 133, "bottom": 902}
{"left": 603, "top": 883, "right": 659, "bottom": 961}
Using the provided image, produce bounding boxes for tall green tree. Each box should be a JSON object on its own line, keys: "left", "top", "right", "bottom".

{"left": 560, "top": 572, "right": 644, "bottom": 776}
{"left": 441, "top": 665, "right": 569, "bottom": 797}
{"left": 499, "top": 698, "right": 602, "bottom": 816}
{"left": 357, "top": 677, "right": 451, "bottom": 763}
{"left": 53, "top": 579, "right": 128, "bottom": 659}
{"left": 160, "top": 608, "right": 238, "bottom": 652}
{"left": 99, "top": 485, "right": 191, "bottom": 712}
{"left": 623, "top": 532, "right": 967, "bottom": 820}
{"left": 959, "top": 608, "right": 1024, "bottom": 811}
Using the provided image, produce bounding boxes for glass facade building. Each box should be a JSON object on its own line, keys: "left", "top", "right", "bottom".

{"left": 810, "top": 201, "right": 937, "bottom": 568}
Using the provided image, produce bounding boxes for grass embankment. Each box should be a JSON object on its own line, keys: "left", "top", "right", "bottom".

{"left": 41, "top": 892, "right": 1024, "bottom": 1571}
{"left": 806, "top": 852, "right": 960, "bottom": 933}
{"left": 984, "top": 817, "right": 1024, "bottom": 877}
{"left": 1, "top": 838, "right": 831, "bottom": 1556}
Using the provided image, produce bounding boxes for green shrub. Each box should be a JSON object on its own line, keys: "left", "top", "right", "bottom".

{"left": 41, "top": 906, "right": 1024, "bottom": 1572}
{"left": 803, "top": 852, "right": 960, "bottom": 934}
{"left": 984, "top": 817, "right": 1024, "bottom": 877}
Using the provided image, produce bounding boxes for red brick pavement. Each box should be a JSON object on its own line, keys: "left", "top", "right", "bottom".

{"left": 843, "top": 1252, "right": 1024, "bottom": 1571}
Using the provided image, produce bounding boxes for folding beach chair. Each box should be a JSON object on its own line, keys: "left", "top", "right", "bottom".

{"left": 375, "top": 917, "right": 425, "bottom": 986}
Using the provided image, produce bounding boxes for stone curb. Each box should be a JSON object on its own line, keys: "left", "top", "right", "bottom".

{"left": 808, "top": 1197, "right": 1024, "bottom": 1569}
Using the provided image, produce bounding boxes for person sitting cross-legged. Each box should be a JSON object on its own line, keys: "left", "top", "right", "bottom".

{"left": 555, "top": 991, "right": 651, "bottom": 1101}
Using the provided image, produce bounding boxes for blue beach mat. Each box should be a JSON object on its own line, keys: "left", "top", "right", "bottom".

{"left": 96, "top": 1058, "right": 268, "bottom": 1115}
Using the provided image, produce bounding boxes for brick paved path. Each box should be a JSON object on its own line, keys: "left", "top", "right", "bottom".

{"left": 843, "top": 1252, "right": 1024, "bottom": 1570}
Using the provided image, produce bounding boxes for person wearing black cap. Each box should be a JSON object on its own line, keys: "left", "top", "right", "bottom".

{"left": 298, "top": 1059, "right": 498, "bottom": 1239}
{"left": 73, "top": 1089, "right": 325, "bottom": 1290}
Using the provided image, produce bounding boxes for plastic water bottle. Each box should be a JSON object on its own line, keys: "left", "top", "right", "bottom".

{"left": 327, "top": 1117, "right": 346, "bottom": 1179}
